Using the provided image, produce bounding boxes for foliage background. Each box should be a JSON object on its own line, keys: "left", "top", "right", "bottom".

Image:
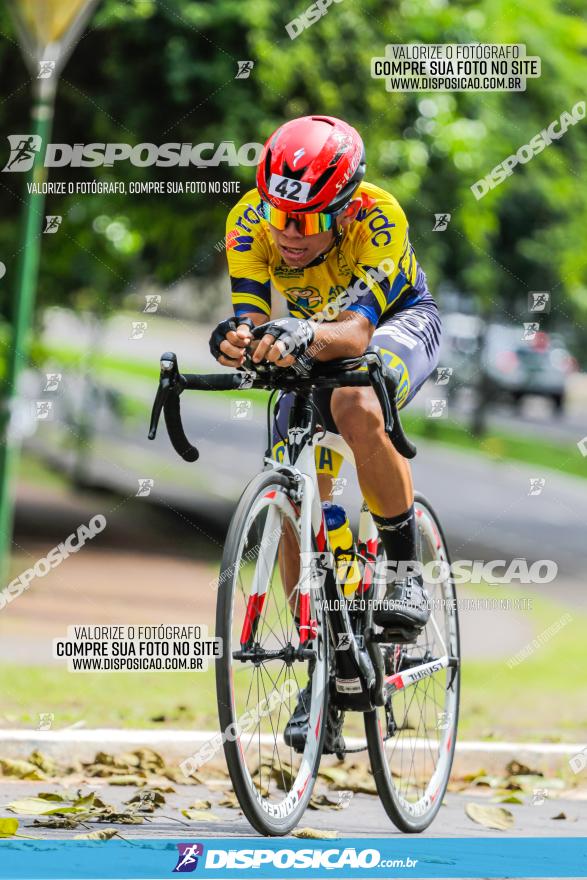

{"left": 0, "top": 0, "right": 586, "bottom": 357}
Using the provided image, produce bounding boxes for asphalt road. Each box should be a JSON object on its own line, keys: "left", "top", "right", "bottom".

{"left": 1, "top": 780, "right": 584, "bottom": 840}
{"left": 24, "top": 371, "right": 587, "bottom": 611}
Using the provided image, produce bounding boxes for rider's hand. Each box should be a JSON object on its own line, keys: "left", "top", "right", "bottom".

{"left": 209, "top": 317, "right": 255, "bottom": 368}
{"left": 251, "top": 318, "right": 315, "bottom": 369}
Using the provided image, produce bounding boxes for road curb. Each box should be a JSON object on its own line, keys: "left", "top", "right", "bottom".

{"left": 0, "top": 729, "right": 581, "bottom": 776}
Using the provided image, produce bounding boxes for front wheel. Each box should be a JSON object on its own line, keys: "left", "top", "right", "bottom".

{"left": 216, "top": 471, "right": 329, "bottom": 835}
{"left": 364, "top": 493, "right": 460, "bottom": 832}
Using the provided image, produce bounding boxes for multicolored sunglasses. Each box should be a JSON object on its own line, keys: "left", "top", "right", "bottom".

{"left": 259, "top": 200, "right": 338, "bottom": 235}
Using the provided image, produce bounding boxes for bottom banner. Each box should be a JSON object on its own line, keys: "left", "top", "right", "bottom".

{"left": 0, "top": 837, "right": 586, "bottom": 879}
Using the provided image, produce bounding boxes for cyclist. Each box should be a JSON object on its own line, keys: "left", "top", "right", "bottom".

{"left": 210, "top": 115, "right": 441, "bottom": 751}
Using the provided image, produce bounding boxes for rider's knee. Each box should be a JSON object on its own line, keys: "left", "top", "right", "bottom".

{"left": 331, "top": 387, "right": 384, "bottom": 444}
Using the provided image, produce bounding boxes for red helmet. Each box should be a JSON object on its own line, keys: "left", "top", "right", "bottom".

{"left": 256, "top": 115, "right": 366, "bottom": 214}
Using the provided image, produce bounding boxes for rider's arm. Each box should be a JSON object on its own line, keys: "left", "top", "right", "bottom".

{"left": 225, "top": 195, "right": 272, "bottom": 321}
{"left": 311, "top": 311, "right": 374, "bottom": 361}
{"left": 311, "top": 198, "right": 412, "bottom": 361}
{"left": 220, "top": 195, "right": 273, "bottom": 367}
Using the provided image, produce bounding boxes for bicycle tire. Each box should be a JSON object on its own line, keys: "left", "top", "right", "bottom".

{"left": 364, "top": 492, "right": 460, "bottom": 833}
{"left": 215, "top": 469, "right": 329, "bottom": 835}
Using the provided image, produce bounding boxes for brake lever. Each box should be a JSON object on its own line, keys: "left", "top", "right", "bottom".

{"left": 148, "top": 351, "right": 178, "bottom": 440}
{"left": 365, "top": 348, "right": 416, "bottom": 459}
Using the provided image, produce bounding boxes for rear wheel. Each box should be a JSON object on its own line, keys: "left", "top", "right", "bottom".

{"left": 364, "top": 493, "right": 460, "bottom": 832}
{"left": 216, "top": 471, "right": 328, "bottom": 835}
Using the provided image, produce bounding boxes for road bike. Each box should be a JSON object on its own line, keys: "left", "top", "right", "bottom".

{"left": 148, "top": 347, "right": 460, "bottom": 836}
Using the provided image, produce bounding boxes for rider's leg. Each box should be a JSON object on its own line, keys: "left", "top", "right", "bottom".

{"left": 332, "top": 298, "right": 442, "bottom": 635}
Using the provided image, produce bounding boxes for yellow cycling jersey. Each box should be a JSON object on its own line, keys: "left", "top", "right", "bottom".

{"left": 225, "top": 181, "right": 429, "bottom": 327}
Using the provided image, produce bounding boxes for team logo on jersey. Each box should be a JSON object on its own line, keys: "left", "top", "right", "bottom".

{"left": 286, "top": 286, "right": 322, "bottom": 311}
{"left": 226, "top": 228, "right": 253, "bottom": 252}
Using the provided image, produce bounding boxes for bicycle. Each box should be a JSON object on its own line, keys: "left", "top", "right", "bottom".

{"left": 148, "top": 347, "right": 460, "bottom": 836}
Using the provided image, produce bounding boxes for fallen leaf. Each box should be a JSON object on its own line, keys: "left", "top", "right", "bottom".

{"left": 182, "top": 809, "right": 220, "bottom": 822}
{"left": 73, "top": 829, "right": 119, "bottom": 840}
{"left": 470, "top": 775, "right": 506, "bottom": 789}
{"left": 72, "top": 793, "right": 96, "bottom": 810}
{"left": 34, "top": 816, "right": 84, "bottom": 829}
{"left": 186, "top": 799, "right": 211, "bottom": 811}
{"left": 551, "top": 812, "right": 567, "bottom": 820}
{"left": 0, "top": 818, "right": 19, "bottom": 838}
{"left": 28, "top": 751, "right": 58, "bottom": 775}
{"left": 309, "top": 794, "right": 345, "bottom": 811}
{"left": 36, "top": 792, "right": 65, "bottom": 802}
{"left": 218, "top": 793, "right": 240, "bottom": 809}
{"left": 124, "top": 791, "right": 166, "bottom": 808}
{"left": 7, "top": 797, "right": 71, "bottom": 816}
{"left": 509, "top": 775, "right": 565, "bottom": 791}
{"left": 465, "top": 802, "right": 514, "bottom": 831}
{"left": 506, "top": 760, "right": 541, "bottom": 777}
{"left": 97, "top": 812, "right": 144, "bottom": 824}
{"left": 293, "top": 827, "right": 338, "bottom": 839}
{"left": 0, "top": 759, "right": 46, "bottom": 781}
{"left": 317, "top": 767, "right": 348, "bottom": 786}
{"left": 107, "top": 775, "right": 145, "bottom": 787}
{"left": 462, "top": 768, "right": 487, "bottom": 782}
{"left": 492, "top": 794, "right": 524, "bottom": 805}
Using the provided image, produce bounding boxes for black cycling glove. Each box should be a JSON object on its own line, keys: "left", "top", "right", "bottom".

{"left": 209, "top": 316, "right": 255, "bottom": 361}
{"left": 252, "top": 317, "right": 315, "bottom": 361}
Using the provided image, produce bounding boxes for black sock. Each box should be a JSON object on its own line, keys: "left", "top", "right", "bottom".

{"left": 371, "top": 506, "right": 418, "bottom": 578}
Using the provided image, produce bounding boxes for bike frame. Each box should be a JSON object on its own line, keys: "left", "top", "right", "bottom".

{"left": 251, "top": 389, "right": 455, "bottom": 714}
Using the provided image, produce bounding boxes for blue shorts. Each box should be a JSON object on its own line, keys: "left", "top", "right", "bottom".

{"left": 272, "top": 295, "right": 442, "bottom": 474}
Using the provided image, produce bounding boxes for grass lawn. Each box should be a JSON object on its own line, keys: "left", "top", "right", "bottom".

{"left": 43, "top": 344, "right": 587, "bottom": 481}
{"left": 1, "top": 589, "right": 585, "bottom": 742}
